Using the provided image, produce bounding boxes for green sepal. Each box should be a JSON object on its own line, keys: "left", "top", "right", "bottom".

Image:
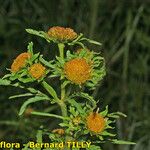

{"left": 100, "top": 105, "right": 108, "bottom": 117}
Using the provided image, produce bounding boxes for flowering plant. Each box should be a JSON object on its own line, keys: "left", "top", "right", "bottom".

{"left": 0, "top": 26, "right": 135, "bottom": 150}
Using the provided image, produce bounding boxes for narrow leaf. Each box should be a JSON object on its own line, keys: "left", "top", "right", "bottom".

{"left": 68, "top": 99, "right": 85, "bottom": 115}
{"left": 31, "top": 111, "right": 69, "bottom": 120}
{"left": 9, "top": 93, "right": 33, "bottom": 99}
{"left": 19, "top": 96, "right": 49, "bottom": 115}
{"left": 100, "top": 106, "right": 108, "bottom": 117}
{"left": 27, "top": 42, "right": 34, "bottom": 54}
{"left": 111, "top": 139, "right": 136, "bottom": 145}
{"left": 42, "top": 81, "right": 59, "bottom": 101}
{"left": 71, "top": 92, "right": 96, "bottom": 109}
{"left": 39, "top": 56, "right": 55, "bottom": 68}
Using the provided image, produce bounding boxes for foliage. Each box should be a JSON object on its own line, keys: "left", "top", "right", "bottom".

{"left": 0, "top": 25, "right": 136, "bottom": 150}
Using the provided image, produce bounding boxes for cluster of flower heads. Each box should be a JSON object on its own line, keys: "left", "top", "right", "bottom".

{"left": 10, "top": 26, "right": 106, "bottom": 135}
{"left": 10, "top": 52, "right": 46, "bottom": 80}
{"left": 10, "top": 48, "right": 105, "bottom": 89}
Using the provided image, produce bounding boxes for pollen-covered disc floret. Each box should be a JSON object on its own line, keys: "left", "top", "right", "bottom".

{"left": 48, "top": 26, "right": 77, "bottom": 42}
{"left": 64, "top": 58, "right": 91, "bottom": 84}
{"left": 11, "top": 52, "right": 31, "bottom": 72}
{"left": 87, "top": 112, "right": 105, "bottom": 133}
{"left": 29, "top": 63, "right": 46, "bottom": 79}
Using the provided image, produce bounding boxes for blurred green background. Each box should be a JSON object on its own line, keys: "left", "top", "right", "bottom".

{"left": 0, "top": 0, "right": 149, "bottom": 150}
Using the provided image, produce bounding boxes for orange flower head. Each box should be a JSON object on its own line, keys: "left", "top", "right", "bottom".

{"left": 48, "top": 26, "right": 77, "bottom": 42}
{"left": 87, "top": 112, "right": 105, "bottom": 133}
{"left": 64, "top": 58, "right": 91, "bottom": 84}
{"left": 52, "top": 128, "right": 65, "bottom": 135}
{"left": 11, "top": 52, "right": 31, "bottom": 72}
{"left": 29, "top": 63, "right": 46, "bottom": 79}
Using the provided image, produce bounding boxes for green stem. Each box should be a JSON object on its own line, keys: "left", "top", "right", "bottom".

{"left": 58, "top": 43, "right": 67, "bottom": 117}
{"left": 58, "top": 43, "right": 65, "bottom": 59}
{"left": 59, "top": 101, "right": 67, "bottom": 117}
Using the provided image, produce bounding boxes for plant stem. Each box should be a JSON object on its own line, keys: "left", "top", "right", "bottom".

{"left": 58, "top": 43, "right": 65, "bottom": 60}
{"left": 58, "top": 43, "right": 67, "bottom": 117}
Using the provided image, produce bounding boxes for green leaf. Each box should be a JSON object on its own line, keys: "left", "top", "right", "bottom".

{"left": 59, "top": 122, "right": 70, "bottom": 127}
{"left": 26, "top": 29, "right": 51, "bottom": 42}
{"left": 39, "top": 55, "right": 55, "bottom": 68}
{"left": 2, "top": 74, "right": 11, "bottom": 79}
{"left": 101, "top": 131, "right": 116, "bottom": 137}
{"left": 71, "top": 92, "right": 97, "bottom": 109}
{"left": 80, "top": 38, "right": 102, "bottom": 46}
{"left": 68, "top": 98, "right": 85, "bottom": 115}
{"left": 86, "top": 145, "right": 102, "bottom": 150}
{"left": 30, "top": 53, "right": 40, "bottom": 62}
{"left": 0, "top": 121, "right": 19, "bottom": 126}
{"left": 27, "top": 42, "right": 34, "bottom": 54}
{"left": 31, "top": 111, "right": 69, "bottom": 120}
{"left": 9, "top": 93, "right": 33, "bottom": 99}
{"left": 69, "top": 107, "right": 77, "bottom": 116}
{"left": 18, "top": 77, "right": 35, "bottom": 83}
{"left": 111, "top": 139, "right": 136, "bottom": 145}
{"left": 26, "top": 29, "right": 45, "bottom": 38}
{"left": 42, "top": 81, "right": 59, "bottom": 101}
{"left": 19, "top": 96, "right": 49, "bottom": 115}
{"left": 68, "top": 33, "right": 83, "bottom": 44}
{"left": 66, "top": 50, "right": 73, "bottom": 59}
{"left": 27, "top": 88, "right": 38, "bottom": 94}
{"left": 62, "top": 80, "right": 70, "bottom": 88}
{"left": 108, "top": 112, "right": 127, "bottom": 118}
{"left": 100, "top": 106, "right": 108, "bottom": 117}
{"left": 0, "top": 79, "right": 11, "bottom": 85}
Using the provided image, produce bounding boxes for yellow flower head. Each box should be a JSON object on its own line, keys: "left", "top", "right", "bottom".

{"left": 11, "top": 52, "right": 31, "bottom": 72}
{"left": 87, "top": 112, "right": 105, "bottom": 133}
{"left": 48, "top": 26, "right": 77, "bottom": 42}
{"left": 29, "top": 63, "right": 46, "bottom": 79}
{"left": 52, "top": 128, "right": 65, "bottom": 135}
{"left": 64, "top": 58, "right": 92, "bottom": 84}
{"left": 72, "top": 116, "right": 81, "bottom": 125}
